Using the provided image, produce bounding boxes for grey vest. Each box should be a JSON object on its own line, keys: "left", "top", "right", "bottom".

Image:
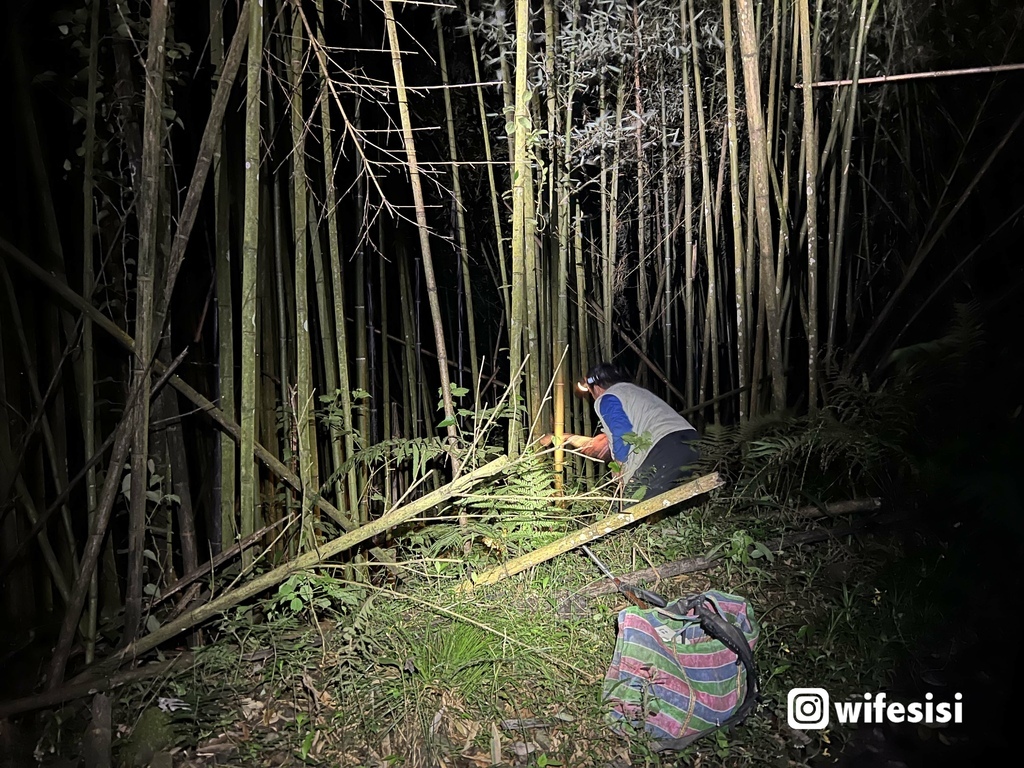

{"left": 595, "top": 383, "right": 696, "bottom": 482}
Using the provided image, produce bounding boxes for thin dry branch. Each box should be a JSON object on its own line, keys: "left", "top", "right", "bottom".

{"left": 799, "top": 61, "right": 1024, "bottom": 89}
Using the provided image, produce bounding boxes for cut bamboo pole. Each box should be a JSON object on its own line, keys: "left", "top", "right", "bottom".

{"left": 459, "top": 472, "right": 723, "bottom": 590}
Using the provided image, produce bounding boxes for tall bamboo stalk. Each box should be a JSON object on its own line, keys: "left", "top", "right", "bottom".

{"left": 239, "top": 0, "right": 263, "bottom": 570}
{"left": 717, "top": 0, "right": 748, "bottom": 421}
{"left": 679, "top": 7, "right": 695, "bottom": 406}
{"left": 827, "top": 0, "right": 878, "bottom": 367}
{"left": 799, "top": 0, "right": 819, "bottom": 414}
{"left": 735, "top": 0, "right": 786, "bottom": 411}
{"left": 81, "top": 0, "right": 101, "bottom": 664}
{"left": 211, "top": 0, "right": 237, "bottom": 555}
{"left": 124, "top": 0, "right": 168, "bottom": 643}
{"left": 290, "top": 4, "right": 319, "bottom": 548}
{"left": 507, "top": 0, "right": 532, "bottom": 452}
{"left": 316, "top": 0, "right": 358, "bottom": 520}
{"left": 632, "top": 0, "right": 650, "bottom": 366}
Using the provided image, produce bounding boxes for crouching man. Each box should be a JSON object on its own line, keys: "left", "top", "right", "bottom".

{"left": 546, "top": 363, "right": 700, "bottom": 502}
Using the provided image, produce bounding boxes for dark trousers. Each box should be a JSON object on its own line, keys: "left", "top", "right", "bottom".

{"left": 623, "top": 429, "right": 700, "bottom": 502}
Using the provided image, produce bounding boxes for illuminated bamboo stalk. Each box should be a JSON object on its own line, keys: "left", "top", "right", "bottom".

{"left": 507, "top": 0, "right": 532, "bottom": 452}
{"left": 735, "top": 0, "right": 786, "bottom": 411}
{"left": 632, "top": 0, "right": 649, "bottom": 362}
{"left": 659, "top": 87, "right": 674, "bottom": 388}
{"left": 317, "top": 25, "right": 359, "bottom": 518}
{"left": 716, "top": 0, "right": 748, "bottom": 421}
{"left": 798, "top": 0, "right": 819, "bottom": 414}
{"left": 605, "top": 79, "right": 626, "bottom": 361}
{"left": 690, "top": 0, "right": 720, "bottom": 421}
{"left": 267, "top": 62, "right": 293, "bottom": 532}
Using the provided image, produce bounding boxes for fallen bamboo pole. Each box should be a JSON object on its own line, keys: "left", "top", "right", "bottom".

{"left": 113, "top": 456, "right": 508, "bottom": 663}
{"left": 458, "top": 472, "right": 723, "bottom": 591}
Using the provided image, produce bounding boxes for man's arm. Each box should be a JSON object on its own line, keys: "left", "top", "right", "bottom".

{"left": 536, "top": 433, "right": 611, "bottom": 461}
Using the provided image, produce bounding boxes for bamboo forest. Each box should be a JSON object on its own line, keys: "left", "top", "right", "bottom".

{"left": 1, "top": 0, "right": 1022, "bottom": 764}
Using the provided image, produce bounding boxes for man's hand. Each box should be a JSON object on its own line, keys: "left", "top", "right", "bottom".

{"left": 535, "top": 433, "right": 611, "bottom": 461}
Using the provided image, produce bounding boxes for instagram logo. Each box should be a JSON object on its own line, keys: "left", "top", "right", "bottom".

{"left": 788, "top": 688, "right": 830, "bottom": 729}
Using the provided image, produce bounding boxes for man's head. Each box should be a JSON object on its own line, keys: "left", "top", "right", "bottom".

{"left": 577, "top": 362, "right": 630, "bottom": 398}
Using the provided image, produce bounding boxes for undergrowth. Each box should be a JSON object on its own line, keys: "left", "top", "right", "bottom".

{"left": 68, "top": 323, "right": 997, "bottom": 767}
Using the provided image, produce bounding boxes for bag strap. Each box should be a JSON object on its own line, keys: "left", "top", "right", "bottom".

{"left": 650, "top": 593, "right": 760, "bottom": 752}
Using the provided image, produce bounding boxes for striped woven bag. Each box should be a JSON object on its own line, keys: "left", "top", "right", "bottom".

{"left": 601, "top": 591, "right": 760, "bottom": 751}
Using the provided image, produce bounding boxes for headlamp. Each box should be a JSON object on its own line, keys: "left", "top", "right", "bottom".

{"left": 576, "top": 375, "right": 598, "bottom": 394}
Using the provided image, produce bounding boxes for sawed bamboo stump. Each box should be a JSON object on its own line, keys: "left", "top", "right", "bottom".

{"left": 458, "top": 471, "right": 723, "bottom": 591}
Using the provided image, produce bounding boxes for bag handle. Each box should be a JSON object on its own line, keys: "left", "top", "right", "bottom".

{"left": 650, "top": 593, "right": 760, "bottom": 752}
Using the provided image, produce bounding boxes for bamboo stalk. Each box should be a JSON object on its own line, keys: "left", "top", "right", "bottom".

{"left": 289, "top": 3, "right": 320, "bottom": 550}
{"left": 735, "top": 0, "right": 787, "bottom": 411}
{"left": 799, "top": 0, "right": 820, "bottom": 414}
{"left": 802, "top": 61, "right": 1024, "bottom": 89}
{"left": 826, "top": 0, "right": 878, "bottom": 368}
{"left": 82, "top": 0, "right": 101, "bottom": 664}
{"left": 239, "top": 0, "right": 263, "bottom": 570}
{"left": 632, "top": 0, "right": 650, "bottom": 365}
{"left": 463, "top": 0, "right": 510, "bottom": 324}
{"left": 507, "top": 0, "right": 532, "bottom": 453}
{"left": 211, "top": 0, "right": 238, "bottom": 555}
{"left": 124, "top": 0, "right": 169, "bottom": 644}
{"left": 316, "top": 0, "right": 359, "bottom": 520}
{"left": 716, "top": 0, "right": 749, "bottom": 423}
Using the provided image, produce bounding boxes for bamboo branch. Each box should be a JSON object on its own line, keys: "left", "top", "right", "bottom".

{"left": 458, "top": 472, "right": 724, "bottom": 591}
